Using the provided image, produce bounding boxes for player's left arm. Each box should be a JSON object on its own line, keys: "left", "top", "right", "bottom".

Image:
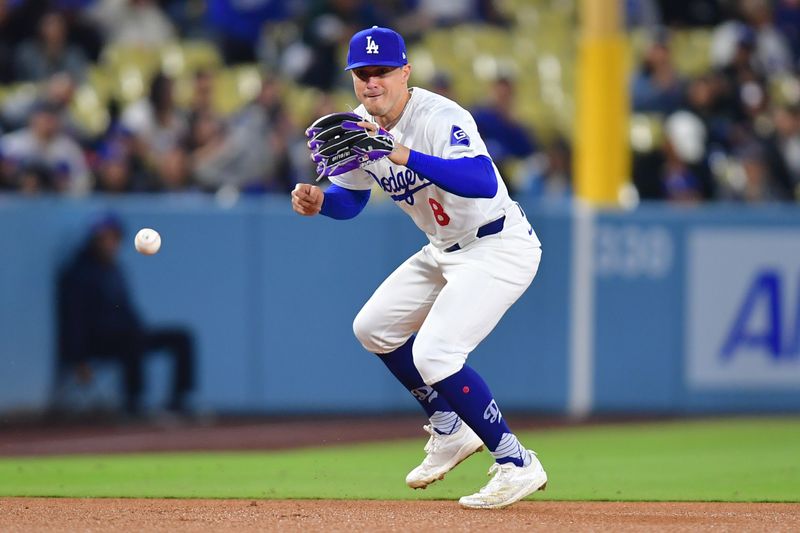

{"left": 393, "top": 148, "right": 497, "bottom": 198}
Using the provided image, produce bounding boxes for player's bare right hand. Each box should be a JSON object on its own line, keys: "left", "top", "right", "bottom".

{"left": 292, "top": 183, "right": 324, "bottom": 216}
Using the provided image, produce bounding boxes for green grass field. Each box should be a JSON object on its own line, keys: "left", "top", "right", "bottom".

{"left": 1, "top": 417, "right": 798, "bottom": 502}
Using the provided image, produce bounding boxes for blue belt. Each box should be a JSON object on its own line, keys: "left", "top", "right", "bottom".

{"left": 444, "top": 216, "right": 506, "bottom": 253}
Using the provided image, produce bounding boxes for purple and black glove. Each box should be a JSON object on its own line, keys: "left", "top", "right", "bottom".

{"left": 341, "top": 120, "right": 394, "bottom": 164}
{"left": 305, "top": 112, "right": 394, "bottom": 181}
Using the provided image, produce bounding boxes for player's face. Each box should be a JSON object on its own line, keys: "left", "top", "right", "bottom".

{"left": 352, "top": 64, "right": 411, "bottom": 124}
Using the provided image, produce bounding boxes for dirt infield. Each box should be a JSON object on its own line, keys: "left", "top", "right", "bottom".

{"left": 2, "top": 498, "right": 799, "bottom": 532}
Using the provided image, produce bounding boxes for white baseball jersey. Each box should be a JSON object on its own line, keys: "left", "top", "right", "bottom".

{"left": 329, "top": 87, "right": 522, "bottom": 249}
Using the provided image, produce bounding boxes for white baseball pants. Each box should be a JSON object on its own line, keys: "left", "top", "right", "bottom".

{"left": 353, "top": 212, "right": 542, "bottom": 385}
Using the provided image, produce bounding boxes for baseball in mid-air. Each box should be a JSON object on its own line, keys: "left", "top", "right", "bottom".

{"left": 134, "top": 228, "right": 161, "bottom": 255}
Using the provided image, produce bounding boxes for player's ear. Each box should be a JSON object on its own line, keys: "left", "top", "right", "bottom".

{"left": 401, "top": 64, "right": 411, "bottom": 83}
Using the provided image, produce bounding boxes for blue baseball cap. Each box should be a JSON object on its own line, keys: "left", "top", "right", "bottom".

{"left": 345, "top": 26, "right": 408, "bottom": 71}
{"left": 88, "top": 211, "right": 124, "bottom": 237}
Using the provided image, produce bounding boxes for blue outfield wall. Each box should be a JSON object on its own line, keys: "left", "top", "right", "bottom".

{"left": 0, "top": 194, "right": 798, "bottom": 415}
{"left": 592, "top": 206, "right": 800, "bottom": 413}
{"left": 0, "top": 194, "right": 571, "bottom": 415}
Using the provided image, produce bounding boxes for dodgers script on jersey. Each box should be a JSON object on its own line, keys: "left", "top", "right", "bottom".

{"left": 328, "top": 87, "right": 522, "bottom": 249}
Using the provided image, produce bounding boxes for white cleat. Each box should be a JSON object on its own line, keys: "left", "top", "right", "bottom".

{"left": 458, "top": 451, "right": 548, "bottom": 509}
{"left": 405, "top": 423, "right": 484, "bottom": 489}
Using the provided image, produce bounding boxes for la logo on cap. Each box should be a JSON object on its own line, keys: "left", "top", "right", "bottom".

{"left": 345, "top": 25, "right": 406, "bottom": 71}
{"left": 366, "top": 35, "right": 379, "bottom": 54}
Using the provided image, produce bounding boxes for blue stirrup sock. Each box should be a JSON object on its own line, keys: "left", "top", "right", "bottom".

{"left": 378, "top": 336, "right": 462, "bottom": 435}
{"left": 432, "top": 365, "right": 531, "bottom": 467}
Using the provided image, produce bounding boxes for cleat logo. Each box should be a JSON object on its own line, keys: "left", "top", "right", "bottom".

{"left": 483, "top": 400, "right": 502, "bottom": 423}
{"left": 411, "top": 385, "right": 439, "bottom": 403}
{"left": 366, "top": 36, "right": 380, "bottom": 54}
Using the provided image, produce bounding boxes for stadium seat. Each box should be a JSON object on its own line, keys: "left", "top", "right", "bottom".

{"left": 100, "top": 43, "right": 162, "bottom": 103}
{"left": 212, "top": 65, "right": 262, "bottom": 116}
{"left": 281, "top": 82, "right": 321, "bottom": 127}
{"left": 332, "top": 89, "right": 358, "bottom": 114}
{"left": 768, "top": 73, "right": 800, "bottom": 107}
{"left": 406, "top": 45, "right": 437, "bottom": 84}
{"left": 171, "top": 74, "right": 195, "bottom": 109}
{"left": 671, "top": 29, "right": 713, "bottom": 77}
{"left": 160, "top": 40, "right": 223, "bottom": 78}
{"left": 629, "top": 113, "right": 665, "bottom": 153}
{"left": 86, "top": 66, "right": 113, "bottom": 104}
{"left": 70, "top": 84, "right": 110, "bottom": 136}
{"left": 101, "top": 43, "right": 162, "bottom": 78}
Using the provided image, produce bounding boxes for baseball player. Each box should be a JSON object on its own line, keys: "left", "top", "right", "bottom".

{"left": 291, "top": 26, "right": 547, "bottom": 509}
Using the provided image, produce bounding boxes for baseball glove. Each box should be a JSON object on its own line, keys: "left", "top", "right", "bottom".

{"left": 305, "top": 112, "right": 395, "bottom": 181}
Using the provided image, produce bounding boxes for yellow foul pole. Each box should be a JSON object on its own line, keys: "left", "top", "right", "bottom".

{"left": 574, "top": 0, "right": 629, "bottom": 205}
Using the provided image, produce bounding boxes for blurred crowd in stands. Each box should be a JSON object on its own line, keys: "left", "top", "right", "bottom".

{"left": 630, "top": 0, "right": 800, "bottom": 203}
{"left": 0, "top": 0, "right": 799, "bottom": 204}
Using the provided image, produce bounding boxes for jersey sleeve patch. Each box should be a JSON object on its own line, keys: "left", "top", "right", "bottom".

{"left": 450, "top": 125, "right": 471, "bottom": 147}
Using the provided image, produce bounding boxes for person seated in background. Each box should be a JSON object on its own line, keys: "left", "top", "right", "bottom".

{"left": 429, "top": 71, "right": 453, "bottom": 99}
{"left": 186, "top": 69, "right": 218, "bottom": 127}
{"left": 120, "top": 72, "right": 188, "bottom": 166}
{"left": 93, "top": 141, "right": 143, "bottom": 193}
{"left": 762, "top": 105, "right": 800, "bottom": 200}
{"left": 183, "top": 69, "right": 229, "bottom": 190}
{"left": 13, "top": 10, "right": 88, "bottom": 83}
{"left": 87, "top": 0, "right": 176, "bottom": 48}
{"left": 119, "top": 71, "right": 194, "bottom": 191}
{"left": 720, "top": 141, "right": 791, "bottom": 202}
{"left": 643, "top": 110, "right": 713, "bottom": 203}
{"left": 0, "top": 99, "right": 90, "bottom": 194}
{"left": 292, "top": 0, "right": 386, "bottom": 90}
{"left": 774, "top": 0, "right": 800, "bottom": 64}
{"left": 631, "top": 30, "right": 686, "bottom": 114}
{"left": 523, "top": 135, "right": 573, "bottom": 201}
{"left": 471, "top": 76, "right": 538, "bottom": 194}
{"left": 0, "top": 71, "right": 90, "bottom": 144}
{"left": 204, "top": 0, "right": 290, "bottom": 65}
{"left": 738, "top": 0, "right": 793, "bottom": 75}
{"left": 56, "top": 214, "right": 195, "bottom": 416}
{"left": 0, "top": 0, "right": 16, "bottom": 84}
{"left": 191, "top": 74, "right": 295, "bottom": 194}
{"left": 156, "top": 144, "right": 193, "bottom": 191}
{"left": 92, "top": 124, "right": 153, "bottom": 192}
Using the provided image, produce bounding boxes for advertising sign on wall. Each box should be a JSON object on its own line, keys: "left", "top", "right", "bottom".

{"left": 686, "top": 230, "right": 800, "bottom": 389}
